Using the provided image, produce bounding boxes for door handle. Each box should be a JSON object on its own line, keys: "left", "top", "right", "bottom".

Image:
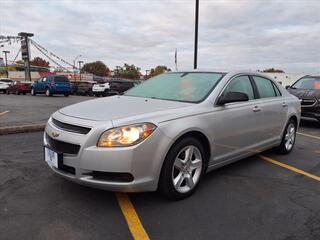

{"left": 282, "top": 102, "right": 287, "bottom": 107}
{"left": 253, "top": 106, "right": 261, "bottom": 112}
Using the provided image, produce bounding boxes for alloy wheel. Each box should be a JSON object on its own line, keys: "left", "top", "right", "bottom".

{"left": 172, "top": 145, "right": 203, "bottom": 193}
{"left": 285, "top": 123, "right": 296, "bottom": 151}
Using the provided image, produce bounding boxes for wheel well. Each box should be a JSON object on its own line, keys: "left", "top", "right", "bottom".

{"left": 174, "top": 131, "right": 211, "bottom": 162}
{"left": 289, "top": 115, "right": 298, "bottom": 126}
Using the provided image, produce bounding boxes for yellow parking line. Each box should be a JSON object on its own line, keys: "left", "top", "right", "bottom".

{"left": 259, "top": 155, "right": 320, "bottom": 182}
{"left": 297, "top": 132, "right": 320, "bottom": 140}
{"left": 115, "top": 193, "right": 150, "bottom": 240}
{"left": 0, "top": 110, "right": 9, "bottom": 116}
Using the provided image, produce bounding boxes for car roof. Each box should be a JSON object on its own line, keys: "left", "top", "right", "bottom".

{"left": 166, "top": 70, "right": 276, "bottom": 80}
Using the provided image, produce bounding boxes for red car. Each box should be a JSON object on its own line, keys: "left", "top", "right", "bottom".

{"left": 6, "top": 81, "right": 32, "bottom": 95}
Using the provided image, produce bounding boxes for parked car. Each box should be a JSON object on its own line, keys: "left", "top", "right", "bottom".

{"left": 108, "top": 80, "right": 138, "bottom": 95}
{"left": 92, "top": 81, "right": 110, "bottom": 97}
{"left": 92, "top": 80, "right": 137, "bottom": 97}
{"left": 44, "top": 71, "right": 300, "bottom": 199}
{"left": 77, "top": 80, "right": 96, "bottom": 96}
{"left": 286, "top": 75, "right": 320, "bottom": 123}
{"left": 6, "top": 81, "right": 32, "bottom": 95}
{"left": 31, "top": 75, "right": 71, "bottom": 97}
{"left": 0, "top": 78, "right": 13, "bottom": 93}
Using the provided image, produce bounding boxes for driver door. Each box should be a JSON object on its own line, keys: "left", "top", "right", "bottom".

{"left": 211, "top": 75, "right": 261, "bottom": 163}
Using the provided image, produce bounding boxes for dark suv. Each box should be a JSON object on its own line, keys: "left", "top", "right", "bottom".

{"left": 77, "top": 81, "right": 96, "bottom": 96}
{"left": 107, "top": 80, "right": 138, "bottom": 96}
{"left": 31, "top": 75, "right": 71, "bottom": 97}
{"left": 287, "top": 75, "right": 320, "bottom": 123}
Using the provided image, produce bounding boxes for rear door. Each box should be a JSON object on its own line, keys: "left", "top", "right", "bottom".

{"left": 251, "top": 75, "right": 287, "bottom": 144}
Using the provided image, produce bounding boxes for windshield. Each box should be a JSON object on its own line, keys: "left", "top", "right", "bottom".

{"left": 292, "top": 77, "right": 320, "bottom": 90}
{"left": 125, "top": 72, "right": 225, "bottom": 103}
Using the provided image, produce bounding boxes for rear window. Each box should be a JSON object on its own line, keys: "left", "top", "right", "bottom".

{"left": 54, "top": 76, "right": 69, "bottom": 83}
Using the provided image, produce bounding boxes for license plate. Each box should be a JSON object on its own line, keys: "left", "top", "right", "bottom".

{"left": 45, "top": 147, "right": 59, "bottom": 168}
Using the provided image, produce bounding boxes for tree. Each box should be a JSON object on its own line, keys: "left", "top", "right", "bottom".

{"left": 82, "top": 61, "right": 110, "bottom": 76}
{"left": 261, "top": 68, "right": 285, "bottom": 73}
{"left": 117, "top": 64, "right": 141, "bottom": 79}
{"left": 148, "top": 65, "right": 171, "bottom": 78}
{"left": 30, "top": 57, "right": 50, "bottom": 67}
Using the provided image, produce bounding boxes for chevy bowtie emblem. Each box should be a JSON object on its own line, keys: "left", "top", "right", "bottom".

{"left": 51, "top": 132, "right": 60, "bottom": 138}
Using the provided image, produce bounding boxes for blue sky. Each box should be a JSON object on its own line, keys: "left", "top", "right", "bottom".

{"left": 0, "top": 0, "right": 319, "bottom": 73}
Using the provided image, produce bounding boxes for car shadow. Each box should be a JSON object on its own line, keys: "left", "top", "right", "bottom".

{"left": 299, "top": 118, "right": 319, "bottom": 129}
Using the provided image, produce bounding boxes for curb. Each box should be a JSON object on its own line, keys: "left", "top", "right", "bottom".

{"left": 0, "top": 124, "right": 45, "bottom": 135}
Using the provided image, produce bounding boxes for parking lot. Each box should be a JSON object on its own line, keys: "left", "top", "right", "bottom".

{"left": 0, "top": 95, "right": 319, "bottom": 240}
{"left": 0, "top": 94, "right": 91, "bottom": 127}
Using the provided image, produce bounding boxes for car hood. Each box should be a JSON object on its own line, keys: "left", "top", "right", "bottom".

{"left": 288, "top": 88, "right": 320, "bottom": 99}
{"left": 58, "top": 95, "right": 191, "bottom": 121}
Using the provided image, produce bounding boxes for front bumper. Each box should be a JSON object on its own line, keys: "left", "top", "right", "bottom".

{"left": 44, "top": 114, "right": 172, "bottom": 192}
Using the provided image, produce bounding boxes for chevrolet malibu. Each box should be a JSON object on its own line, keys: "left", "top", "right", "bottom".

{"left": 44, "top": 71, "right": 301, "bottom": 199}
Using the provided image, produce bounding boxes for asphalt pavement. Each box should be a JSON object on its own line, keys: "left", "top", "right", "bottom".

{"left": 1, "top": 120, "right": 319, "bottom": 240}
{"left": 0, "top": 94, "right": 91, "bottom": 127}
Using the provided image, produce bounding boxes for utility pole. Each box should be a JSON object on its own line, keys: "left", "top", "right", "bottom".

{"left": 2, "top": 50, "right": 10, "bottom": 78}
{"left": 18, "top": 32, "right": 34, "bottom": 81}
{"left": 78, "top": 60, "right": 83, "bottom": 80}
{"left": 116, "top": 66, "right": 121, "bottom": 79}
{"left": 194, "top": 0, "right": 199, "bottom": 69}
{"left": 73, "top": 55, "right": 82, "bottom": 70}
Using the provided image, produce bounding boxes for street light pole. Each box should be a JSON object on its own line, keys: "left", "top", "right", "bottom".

{"left": 78, "top": 60, "right": 83, "bottom": 81}
{"left": 73, "top": 55, "right": 82, "bottom": 69}
{"left": 194, "top": 0, "right": 199, "bottom": 69}
{"left": 3, "top": 50, "right": 10, "bottom": 78}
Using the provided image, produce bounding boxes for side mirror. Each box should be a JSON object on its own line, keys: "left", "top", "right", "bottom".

{"left": 285, "top": 85, "right": 291, "bottom": 89}
{"left": 217, "top": 91, "right": 249, "bottom": 105}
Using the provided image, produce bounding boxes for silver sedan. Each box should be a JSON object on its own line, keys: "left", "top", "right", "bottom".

{"left": 44, "top": 71, "right": 301, "bottom": 199}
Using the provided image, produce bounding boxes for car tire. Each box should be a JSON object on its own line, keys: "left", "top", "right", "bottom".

{"left": 64, "top": 93, "right": 69, "bottom": 97}
{"left": 23, "top": 92, "right": 26, "bottom": 95}
{"left": 31, "top": 88, "right": 36, "bottom": 96}
{"left": 6, "top": 90, "right": 9, "bottom": 95}
{"left": 45, "top": 88, "right": 51, "bottom": 97}
{"left": 277, "top": 118, "right": 297, "bottom": 154}
{"left": 158, "top": 137, "right": 206, "bottom": 200}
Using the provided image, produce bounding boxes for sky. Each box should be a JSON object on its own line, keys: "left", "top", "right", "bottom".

{"left": 0, "top": 0, "right": 319, "bottom": 73}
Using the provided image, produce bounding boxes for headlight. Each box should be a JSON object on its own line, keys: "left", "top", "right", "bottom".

{"left": 97, "top": 123, "right": 157, "bottom": 147}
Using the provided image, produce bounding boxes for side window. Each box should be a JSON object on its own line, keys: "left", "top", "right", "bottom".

{"left": 223, "top": 76, "right": 254, "bottom": 100}
{"left": 273, "top": 83, "right": 281, "bottom": 96}
{"left": 253, "top": 76, "right": 277, "bottom": 98}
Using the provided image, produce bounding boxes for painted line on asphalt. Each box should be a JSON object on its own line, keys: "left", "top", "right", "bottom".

{"left": 259, "top": 155, "right": 320, "bottom": 182}
{"left": 115, "top": 193, "right": 150, "bottom": 240}
{"left": 297, "top": 132, "right": 320, "bottom": 140}
{"left": 0, "top": 110, "right": 9, "bottom": 116}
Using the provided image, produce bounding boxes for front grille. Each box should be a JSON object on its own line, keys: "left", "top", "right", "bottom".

{"left": 301, "top": 99, "right": 316, "bottom": 107}
{"left": 52, "top": 118, "right": 91, "bottom": 134}
{"left": 90, "top": 171, "right": 134, "bottom": 183}
{"left": 45, "top": 133, "right": 80, "bottom": 155}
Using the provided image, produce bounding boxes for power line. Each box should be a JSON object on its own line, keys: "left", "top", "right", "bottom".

{"left": 31, "top": 42, "right": 68, "bottom": 70}
{"left": 13, "top": 48, "right": 21, "bottom": 62}
{"left": 30, "top": 39, "right": 75, "bottom": 69}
